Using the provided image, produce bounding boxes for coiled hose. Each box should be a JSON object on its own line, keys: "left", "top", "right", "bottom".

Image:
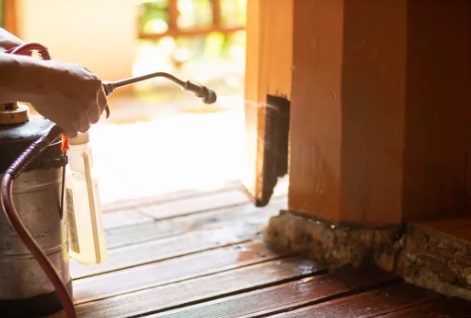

{"left": 0, "top": 125, "right": 76, "bottom": 318}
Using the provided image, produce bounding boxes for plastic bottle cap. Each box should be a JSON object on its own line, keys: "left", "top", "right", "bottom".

{"left": 70, "top": 132, "right": 90, "bottom": 145}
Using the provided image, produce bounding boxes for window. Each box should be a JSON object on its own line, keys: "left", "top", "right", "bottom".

{"left": 138, "top": 0, "right": 245, "bottom": 40}
{"left": 134, "top": 0, "right": 246, "bottom": 88}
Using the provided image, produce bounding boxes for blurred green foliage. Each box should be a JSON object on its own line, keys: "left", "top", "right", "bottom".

{"left": 178, "top": 0, "right": 213, "bottom": 30}
{"left": 136, "top": 0, "right": 246, "bottom": 73}
{"left": 220, "top": 0, "right": 246, "bottom": 27}
{"left": 139, "top": 0, "right": 169, "bottom": 35}
{"left": 138, "top": 0, "right": 246, "bottom": 34}
{"left": 0, "top": 0, "right": 4, "bottom": 28}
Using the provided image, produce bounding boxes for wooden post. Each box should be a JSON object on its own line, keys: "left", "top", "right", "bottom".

{"left": 288, "top": 0, "right": 471, "bottom": 224}
{"left": 288, "top": 0, "right": 407, "bottom": 224}
{"left": 266, "top": 0, "right": 471, "bottom": 298}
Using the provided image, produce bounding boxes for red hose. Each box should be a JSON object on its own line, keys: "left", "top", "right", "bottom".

{"left": 1, "top": 43, "right": 77, "bottom": 318}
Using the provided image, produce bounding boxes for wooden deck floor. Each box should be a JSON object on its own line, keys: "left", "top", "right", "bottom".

{"left": 48, "top": 182, "right": 471, "bottom": 318}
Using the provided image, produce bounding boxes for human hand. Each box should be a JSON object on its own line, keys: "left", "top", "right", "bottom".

{"left": 30, "top": 59, "right": 108, "bottom": 138}
{"left": 0, "top": 28, "right": 23, "bottom": 52}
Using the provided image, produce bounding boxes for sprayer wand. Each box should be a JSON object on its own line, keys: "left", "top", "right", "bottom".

{"left": 102, "top": 72, "right": 217, "bottom": 103}
{"left": 101, "top": 73, "right": 217, "bottom": 118}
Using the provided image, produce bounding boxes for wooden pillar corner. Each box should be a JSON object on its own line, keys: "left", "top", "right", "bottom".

{"left": 266, "top": 0, "right": 471, "bottom": 302}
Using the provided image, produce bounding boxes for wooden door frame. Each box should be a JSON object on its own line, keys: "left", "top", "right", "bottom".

{"left": 3, "top": 0, "right": 17, "bottom": 33}
{"left": 243, "top": 0, "right": 293, "bottom": 206}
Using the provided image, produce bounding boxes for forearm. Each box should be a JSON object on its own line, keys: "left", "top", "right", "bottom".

{"left": 0, "top": 54, "right": 51, "bottom": 103}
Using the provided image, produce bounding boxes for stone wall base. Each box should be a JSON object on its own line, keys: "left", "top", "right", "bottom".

{"left": 264, "top": 210, "right": 471, "bottom": 301}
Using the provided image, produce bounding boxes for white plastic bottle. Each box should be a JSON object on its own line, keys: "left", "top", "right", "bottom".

{"left": 65, "top": 132, "right": 107, "bottom": 264}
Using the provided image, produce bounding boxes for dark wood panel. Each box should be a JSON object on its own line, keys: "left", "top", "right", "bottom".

{"left": 378, "top": 297, "right": 471, "bottom": 317}
{"left": 242, "top": 95, "right": 290, "bottom": 207}
{"left": 402, "top": 0, "right": 471, "bottom": 220}
{"left": 73, "top": 240, "right": 283, "bottom": 304}
{"left": 50, "top": 258, "right": 321, "bottom": 318}
{"left": 270, "top": 283, "right": 442, "bottom": 318}
{"left": 411, "top": 216, "right": 471, "bottom": 241}
{"left": 148, "top": 266, "right": 399, "bottom": 318}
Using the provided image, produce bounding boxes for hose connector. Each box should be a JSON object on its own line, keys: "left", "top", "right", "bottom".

{"left": 102, "top": 81, "right": 115, "bottom": 97}
{"left": 182, "top": 81, "right": 217, "bottom": 104}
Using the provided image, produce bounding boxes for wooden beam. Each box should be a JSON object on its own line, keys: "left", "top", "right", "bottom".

{"left": 210, "top": 0, "right": 221, "bottom": 28}
{"left": 138, "top": 25, "right": 244, "bottom": 40}
{"left": 168, "top": 0, "right": 178, "bottom": 32}
{"left": 4, "top": 0, "right": 16, "bottom": 34}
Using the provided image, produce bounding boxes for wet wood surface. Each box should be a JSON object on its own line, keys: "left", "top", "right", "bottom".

{"left": 48, "top": 182, "right": 471, "bottom": 317}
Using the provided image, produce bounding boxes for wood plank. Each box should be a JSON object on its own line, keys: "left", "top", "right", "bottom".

{"left": 104, "top": 197, "right": 287, "bottom": 250}
{"left": 146, "top": 266, "right": 399, "bottom": 318}
{"left": 102, "top": 180, "right": 241, "bottom": 213}
{"left": 70, "top": 201, "right": 283, "bottom": 278}
{"left": 137, "top": 189, "right": 251, "bottom": 219}
{"left": 103, "top": 178, "right": 287, "bottom": 230}
{"left": 412, "top": 216, "right": 471, "bottom": 242}
{"left": 102, "top": 185, "right": 268, "bottom": 231}
{"left": 72, "top": 227, "right": 250, "bottom": 279}
{"left": 103, "top": 208, "right": 153, "bottom": 230}
{"left": 73, "top": 240, "right": 283, "bottom": 304}
{"left": 49, "top": 258, "right": 322, "bottom": 318}
{"left": 377, "top": 297, "right": 471, "bottom": 317}
{"left": 270, "top": 283, "right": 442, "bottom": 318}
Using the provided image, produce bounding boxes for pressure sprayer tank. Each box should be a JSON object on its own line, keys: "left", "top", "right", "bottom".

{"left": 0, "top": 103, "right": 71, "bottom": 317}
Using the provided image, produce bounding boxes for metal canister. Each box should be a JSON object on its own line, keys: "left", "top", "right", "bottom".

{"left": 0, "top": 114, "right": 71, "bottom": 317}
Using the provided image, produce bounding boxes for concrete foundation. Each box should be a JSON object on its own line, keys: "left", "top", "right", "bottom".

{"left": 264, "top": 210, "right": 471, "bottom": 301}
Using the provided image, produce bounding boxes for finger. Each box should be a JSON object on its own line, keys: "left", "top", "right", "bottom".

{"left": 65, "top": 128, "right": 78, "bottom": 138}
{"left": 78, "top": 117, "right": 90, "bottom": 133}
{"left": 89, "top": 101, "right": 100, "bottom": 124}
{"left": 97, "top": 88, "right": 108, "bottom": 114}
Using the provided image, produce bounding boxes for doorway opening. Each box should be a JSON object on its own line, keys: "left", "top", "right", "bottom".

{"left": 92, "top": 0, "right": 247, "bottom": 207}
{"left": 9, "top": 0, "right": 289, "bottom": 209}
